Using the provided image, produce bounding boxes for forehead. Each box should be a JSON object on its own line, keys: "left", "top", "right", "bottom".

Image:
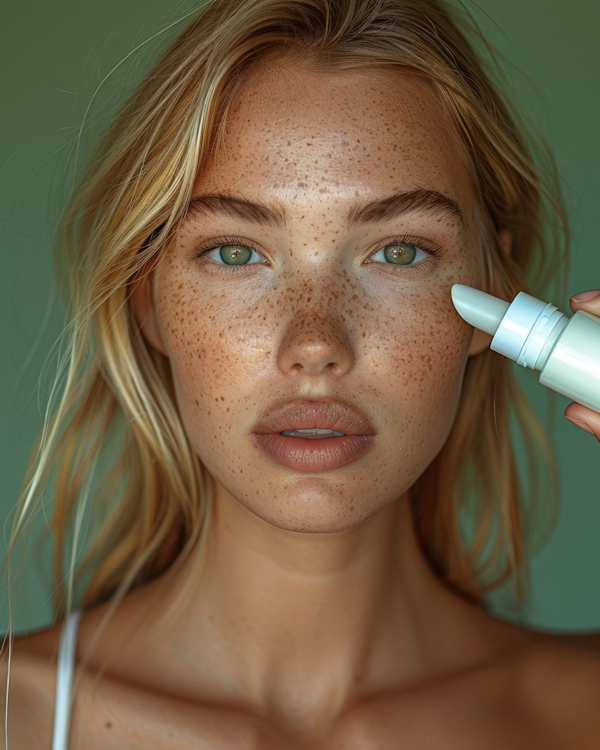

{"left": 196, "top": 65, "right": 475, "bottom": 217}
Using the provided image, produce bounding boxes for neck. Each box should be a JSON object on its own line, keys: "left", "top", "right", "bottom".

{"left": 110, "top": 483, "right": 518, "bottom": 731}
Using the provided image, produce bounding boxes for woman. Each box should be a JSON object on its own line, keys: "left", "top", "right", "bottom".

{"left": 3, "top": 0, "right": 600, "bottom": 746}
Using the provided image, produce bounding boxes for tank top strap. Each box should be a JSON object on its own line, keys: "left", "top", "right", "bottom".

{"left": 52, "top": 610, "right": 83, "bottom": 750}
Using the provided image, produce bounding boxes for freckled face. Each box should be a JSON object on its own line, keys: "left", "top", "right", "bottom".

{"left": 152, "top": 66, "right": 485, "bottom": 533}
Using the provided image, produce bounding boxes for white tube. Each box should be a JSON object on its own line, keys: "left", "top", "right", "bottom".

{"left": 451, "top": 284, "right": 600, "bottom": 413}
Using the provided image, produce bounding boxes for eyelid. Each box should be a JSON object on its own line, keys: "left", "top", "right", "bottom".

{"left": 206, "top": 246, "right": 264, "bottom": 266}
{"left": 365, "top": 235, "right": 442, "bottom": 263}
{"left": 193, "top": 235, "right": 269, "bottom": 263}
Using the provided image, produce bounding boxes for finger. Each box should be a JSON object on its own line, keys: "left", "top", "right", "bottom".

{"left": 570, "top": 289, "right": 600, "bottom": 316}
{"left": 564, "top": 402, "right": 600, "bottom": 441}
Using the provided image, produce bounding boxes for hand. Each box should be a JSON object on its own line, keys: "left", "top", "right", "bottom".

{"left": 564, "top": 290, "right": 600, "bottom": 440}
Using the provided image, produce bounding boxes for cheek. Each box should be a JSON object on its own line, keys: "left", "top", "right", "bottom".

{"left": 155, "top": 272, "right": 278, "bottom": 444}
{"left": 362, "top": 288, "right": 471, "bottom": 432}
{"left": 394, "top": 304, "right": 468, "bottom": 393}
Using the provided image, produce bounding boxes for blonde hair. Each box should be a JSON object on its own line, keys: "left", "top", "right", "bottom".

{"left": 9, "top": 0, "right": 568, "bottom": 624}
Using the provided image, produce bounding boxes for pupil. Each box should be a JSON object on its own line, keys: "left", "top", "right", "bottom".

{"left": 220, "top": 245, "right": 252, "bottom": 265}
{"left": 383, "top": 244, "right": 416, "bottom": 265}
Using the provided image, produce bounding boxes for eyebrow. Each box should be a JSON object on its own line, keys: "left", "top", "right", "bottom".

{"left": 185, "top": 188, "right": 463, "bottom": 230}
{"left": 345, "top": 188, "right": 464, "bottom": 229}
{"left": 186, "top": 194, "right": 286, "bottom": 229}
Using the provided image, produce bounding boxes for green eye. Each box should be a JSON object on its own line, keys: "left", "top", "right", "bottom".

{"left": 383, "top": 244, "right": 416, "bottom": 264}
{"left": 204, "top": 243, "right": 265, "bottom": 268}
{"left": 370, "top": 243, "right": 427, "bottom": 266}
{"left": 218, "top": 245, "right": 253, "bottom": 265}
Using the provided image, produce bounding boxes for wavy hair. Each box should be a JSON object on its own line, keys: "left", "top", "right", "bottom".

{"left": 8, "top": 0, "right": 568, "bottom": 625}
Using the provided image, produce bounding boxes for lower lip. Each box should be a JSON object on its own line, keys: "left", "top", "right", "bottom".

{"left": 250, "top": 433, "right": 377, "bottom": 472}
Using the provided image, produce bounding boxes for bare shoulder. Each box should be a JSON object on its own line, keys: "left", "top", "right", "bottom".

{"left": 516, "top": 636, "right": 600, "bottom": 748}
{"left": 0, "top": 623, "right": 62, "bottom": 749}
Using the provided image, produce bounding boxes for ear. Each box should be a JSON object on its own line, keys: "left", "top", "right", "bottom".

{"left": 130, "top": 270, "right": 169, "bottom": 357}
{"left": 468, "top": 228, "right": 512, "bottom": 357}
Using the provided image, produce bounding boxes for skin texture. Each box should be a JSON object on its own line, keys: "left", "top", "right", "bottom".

{"left": 4, "top": 66, "right": 600, "bottom": 749}
{"left": 145, "top": 65, "right": 486, "bottom": 534}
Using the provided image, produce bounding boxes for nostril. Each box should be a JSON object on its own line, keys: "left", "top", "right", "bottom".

{"left": 277, "top": 316, "right": 355, "bottom": 377}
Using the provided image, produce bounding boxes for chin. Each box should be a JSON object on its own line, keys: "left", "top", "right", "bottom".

{"left": 232, "top": 474, "right": 393, "bottom": 534}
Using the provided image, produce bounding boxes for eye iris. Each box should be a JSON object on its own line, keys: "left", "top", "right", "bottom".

{"left": 383, "top": 244, "right": 417, "bottom": 265}
{"left": 219, "top": 245, "right": 252, "bottom": 265}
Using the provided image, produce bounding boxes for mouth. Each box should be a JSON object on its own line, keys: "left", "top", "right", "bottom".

{"left": 280, "top": 428, "right": 346, "bottom": 439}
{"left": 251, "top": 399, "right": 377, "bottom": 472}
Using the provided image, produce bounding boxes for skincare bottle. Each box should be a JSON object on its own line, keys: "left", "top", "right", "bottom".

{"left": 451, "top": 284, "right": 600, "bottom": 413}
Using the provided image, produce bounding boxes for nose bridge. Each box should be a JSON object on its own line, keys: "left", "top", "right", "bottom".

{"left": 276, "top": 270, "right": 355, "bottom": 376}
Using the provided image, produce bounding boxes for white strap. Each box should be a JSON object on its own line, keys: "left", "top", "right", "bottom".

{"left": 52, "top": 611, "right": 82, "bottom": 750}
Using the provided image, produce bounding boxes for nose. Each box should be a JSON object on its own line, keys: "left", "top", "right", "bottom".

{"left": 277, "top": 310, "right": 355, "bottom": 377}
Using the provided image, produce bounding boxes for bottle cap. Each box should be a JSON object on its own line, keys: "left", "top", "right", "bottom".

{"left": 491, "top": 292, "right": 563, "bottom": 368}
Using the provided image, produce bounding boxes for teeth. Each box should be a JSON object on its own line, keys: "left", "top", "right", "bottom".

{"left": 281, "top": 428, "right": 346, "bottom": 438}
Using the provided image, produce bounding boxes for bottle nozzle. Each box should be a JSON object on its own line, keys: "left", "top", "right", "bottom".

{"left": 451, "top": 285, "right": 509, "bottom": 336}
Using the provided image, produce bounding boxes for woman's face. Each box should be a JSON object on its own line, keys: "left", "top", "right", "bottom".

{"left": 146, "top": 66, "right": 486, "bottom": 533}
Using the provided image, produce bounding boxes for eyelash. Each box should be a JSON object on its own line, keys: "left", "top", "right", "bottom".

{"left": 193, "top": 235, "right": 266, "bottom": 274}
{"left": 365, "top": 235, "right": 441, "bottom": 276}
{"left": 193, "top": 234, "right": 442, "bottom": 274}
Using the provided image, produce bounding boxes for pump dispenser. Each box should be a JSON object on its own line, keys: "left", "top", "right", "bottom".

{"left": 451, "top": 285, "right": 600, "bottom": 413}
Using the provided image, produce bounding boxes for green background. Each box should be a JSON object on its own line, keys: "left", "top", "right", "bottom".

{"left": 1, "top": 0, "right": 599, "bottom": 631}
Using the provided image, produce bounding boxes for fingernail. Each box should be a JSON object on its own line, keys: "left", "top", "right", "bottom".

{"left": 565, "top": 417, "right": 594, "bottom": 434}
{"left": 571, "top": 289, "right": 600, "bottom": 302}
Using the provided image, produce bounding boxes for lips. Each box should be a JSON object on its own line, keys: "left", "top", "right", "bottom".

{"left": 251, "top": 399, "right": 377, "bottom": 472}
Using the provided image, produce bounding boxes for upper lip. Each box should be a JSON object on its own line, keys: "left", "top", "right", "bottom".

{"left": 253, "top": 399, "right": 376, "bottom": 436}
